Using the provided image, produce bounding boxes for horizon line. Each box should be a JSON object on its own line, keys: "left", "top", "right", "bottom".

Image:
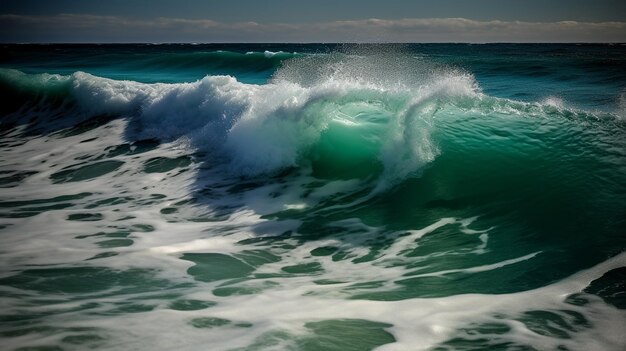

{"left": 3, "top": 41, "right": 626, "bottom": 45}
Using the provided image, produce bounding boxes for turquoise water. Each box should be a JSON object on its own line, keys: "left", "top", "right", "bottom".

{"left": 0, "top": 44, "right": 625, "bottom": 350}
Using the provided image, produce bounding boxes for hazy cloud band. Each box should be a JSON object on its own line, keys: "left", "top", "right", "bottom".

{"left": 2, "top": 14, "right": 625, "bottom": 42}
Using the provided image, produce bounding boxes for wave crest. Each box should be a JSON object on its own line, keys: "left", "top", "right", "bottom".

{"left": 1, "top": 56, "right": 618, "bottom": 184}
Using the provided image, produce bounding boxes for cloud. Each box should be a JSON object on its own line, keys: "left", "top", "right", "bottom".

{"left": 319, "top": 18, "right": 626, "bottom": 42}
{"left": 1, "top": 14, "right": 625, "bottom": 42}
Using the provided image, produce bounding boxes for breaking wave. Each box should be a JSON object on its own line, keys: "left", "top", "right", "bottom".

{"left": 0, "top": 54, "right": 622, "bottom": 186}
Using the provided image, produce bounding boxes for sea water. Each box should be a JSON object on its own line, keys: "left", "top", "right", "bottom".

{"left": 0, "top": 43, "right": 625, "bottom": 350}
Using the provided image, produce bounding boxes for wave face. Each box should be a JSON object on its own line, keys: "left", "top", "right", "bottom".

{"left": 1, "top": 44, "right": 626, "bottom": 351}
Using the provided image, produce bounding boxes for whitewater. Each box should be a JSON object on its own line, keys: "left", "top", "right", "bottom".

{"left": 0, "top": 44, "right": 625, "bottom": 351}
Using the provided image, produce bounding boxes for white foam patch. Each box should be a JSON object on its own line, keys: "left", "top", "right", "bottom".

{"left": 21, "top": 252, "right": 621, "bottom": 351}
{"left": 407, "top": 252, "right": 541, "bottom": 278}
{"left": 384, "top": 218, "right": 456, "bottom": 257}
{"left": 540, "top": 96, "right": 565, "bottom": 109}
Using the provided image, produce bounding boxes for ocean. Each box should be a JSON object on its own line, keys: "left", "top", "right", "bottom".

{"left": 0, "top": 43, "right": 625, "bottom": 350}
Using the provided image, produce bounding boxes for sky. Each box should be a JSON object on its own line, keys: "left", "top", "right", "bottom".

{"left": 1, "top": 0, "right": 625, "bottom": 43}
